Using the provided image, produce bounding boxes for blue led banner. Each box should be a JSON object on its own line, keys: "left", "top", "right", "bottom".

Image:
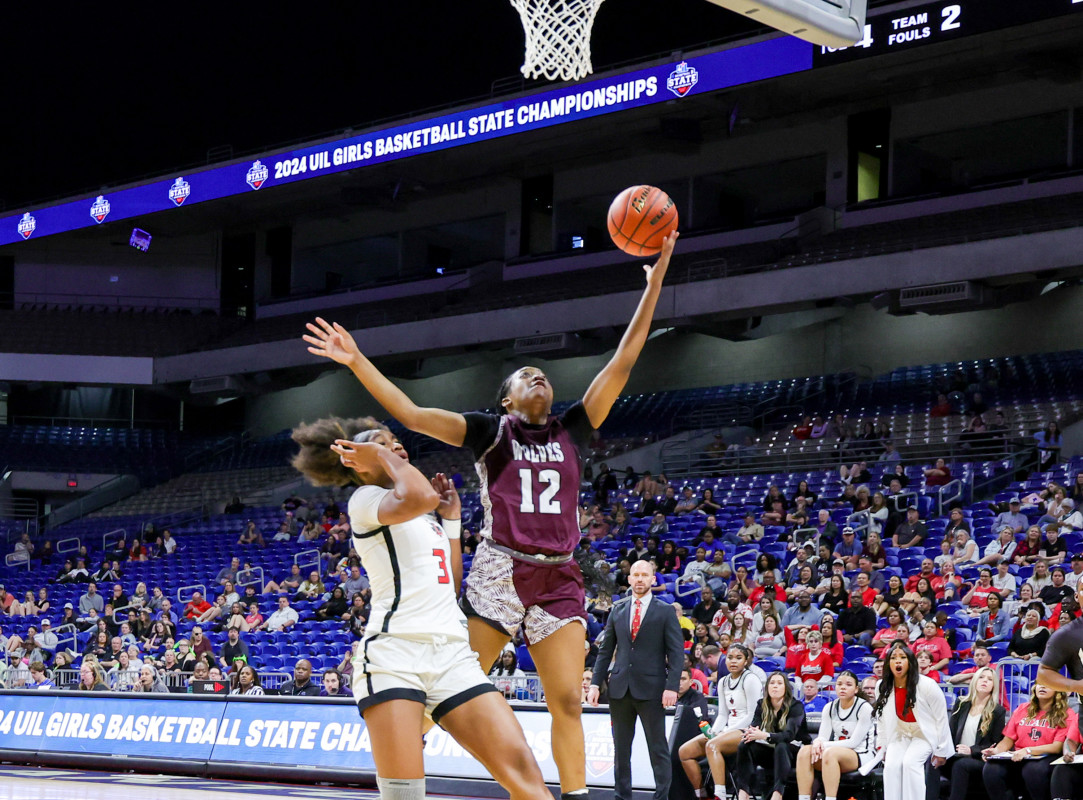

{"left": 0, "top": 692, "right": 667, "bottom": 788}
{"left": 0, "top": 36, "right": 812, "bottom": 247}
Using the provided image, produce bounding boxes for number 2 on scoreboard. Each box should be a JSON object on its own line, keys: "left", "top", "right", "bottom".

{"left": 941, "top": 4, "right": 961, "bottom": 31}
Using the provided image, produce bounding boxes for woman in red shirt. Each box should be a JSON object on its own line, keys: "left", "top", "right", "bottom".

{"left": 818, "top": 613, "right": 844, "bottom": 666}
{"left": 963, "top": 568, "right": 998, "bottom": 613}
{"left": 980, "top": 683, "right": 1075, "bottom": 800}
{"left": 872, "top": 609, "right": 907, "bottom": 657}
{"left": 794, "top": 630, "right": 835, "bottom": 685}
{"left": 913, "top": 620, "right": 952, "bottom": 672}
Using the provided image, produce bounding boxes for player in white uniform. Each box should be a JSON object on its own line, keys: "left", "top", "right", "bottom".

{"left": 795, "top": 670, "right": 876, "bottom": 800}
{"left": 291, "top": 417, "right": 551, "bottom": 800}
{"left": 678, "top": 644, "right": 763, "bottom": 800}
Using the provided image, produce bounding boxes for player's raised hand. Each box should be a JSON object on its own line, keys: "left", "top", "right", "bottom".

{"left": 431, "top": 473, "right": 461, "bottom": 520}
{"left": 644, "top": 231, "right": 678, "bottom": 288}
{"left": 304, "top": 317, "right": 361, "bottom": 365}
{"left": 331, "top": 439, "right": 382, "bottom": 473}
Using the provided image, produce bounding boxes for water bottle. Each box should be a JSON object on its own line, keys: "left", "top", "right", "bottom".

{"left": 699, "top": 720, "right": 714, "bottom": 739}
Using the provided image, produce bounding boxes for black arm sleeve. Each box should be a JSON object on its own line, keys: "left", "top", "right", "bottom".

{"left": 561, "top": 401, "right": 595, "bottom": 452}
{"left": 461, "top": 412, "right": 501, "bottom": 461}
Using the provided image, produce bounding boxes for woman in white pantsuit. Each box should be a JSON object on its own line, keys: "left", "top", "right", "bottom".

{"left": 871, "top": 642, "right": 954, "bottom": 800}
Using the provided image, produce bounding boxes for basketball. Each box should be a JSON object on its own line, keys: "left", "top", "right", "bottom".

{"left": 607, "top": 185, "right": 679, "bottom": 257}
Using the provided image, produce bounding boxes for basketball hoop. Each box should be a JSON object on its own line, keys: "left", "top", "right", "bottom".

{"left": 509, "top": 0, "right": 606, "bottom": 82}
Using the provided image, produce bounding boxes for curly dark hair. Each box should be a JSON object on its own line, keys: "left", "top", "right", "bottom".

{"left": 291, "top": 416, "right": 388, "bottom": 487}
{"left": 873, "top": 641, "right": 919, "bottom": 719}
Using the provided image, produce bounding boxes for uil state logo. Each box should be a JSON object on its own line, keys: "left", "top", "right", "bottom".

{"left": 246, "top": 160, "right": 268, "bottom": 190}
{"left": 583, "top": 719, "right": 615, "bottom": 781}
{"left": 168, "top": 177, "right": 191, "bottom": 206}
{"left": 17, "top": 212, "right": 36, "bottom": 240}
{"left": 90, "top": 195, "right": 111, "bottom": 224}
{"left": 666, "top": 61, "right": 699, "bottom": 98}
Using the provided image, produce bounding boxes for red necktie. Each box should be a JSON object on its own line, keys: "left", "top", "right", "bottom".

{"left": 632, "top": 599, "right": 642, "bottom": 641}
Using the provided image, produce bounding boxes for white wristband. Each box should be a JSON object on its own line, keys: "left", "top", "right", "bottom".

{"left": 441, "top": 518, "right": 461, "bottom": 538}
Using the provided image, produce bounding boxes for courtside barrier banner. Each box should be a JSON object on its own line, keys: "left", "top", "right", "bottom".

{"left": 0, "top": 692, "right": 669, "bottom": 789}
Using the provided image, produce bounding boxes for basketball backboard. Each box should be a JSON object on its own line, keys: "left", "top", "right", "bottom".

{"left": 705, "top": 0, "right": 867, "bottom": 48}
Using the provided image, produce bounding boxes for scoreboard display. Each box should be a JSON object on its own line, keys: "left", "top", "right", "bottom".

{"left": 814, "top": 0, "right": 1083, "bottom": 64}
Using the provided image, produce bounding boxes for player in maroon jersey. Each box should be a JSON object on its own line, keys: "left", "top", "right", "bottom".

{"left": 304, "top": 230, "right": 677, "bottom": 798}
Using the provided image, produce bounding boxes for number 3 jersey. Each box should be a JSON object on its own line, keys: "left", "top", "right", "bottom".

{"left": 348, "top": 484, "right": 469, "bottom": 643}
{"left": 463, "top": 402, "right": 594, "bottom": 557}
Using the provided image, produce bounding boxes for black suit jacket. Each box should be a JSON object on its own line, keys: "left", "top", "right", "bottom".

{"left": 948, "top": 700, "right": 1006, "bottom": 758}
{"left": 593, "top": 594, "right": 685, "bottom": 701}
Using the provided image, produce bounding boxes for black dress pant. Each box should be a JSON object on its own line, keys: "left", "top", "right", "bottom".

{"left": 1050, "top": 763, "right": 1083, "bottom": 800}
{"left": 733, "top": 739, "right": 797, "bottom": 798}
{"left": 982, "top": 757, "right": 1056, "bottom": 800}
{"left": 609, "top": 694, "right": 671, "bottom": 800}
{"left": 929, "top": 755, "right": 984, "bottom": 800}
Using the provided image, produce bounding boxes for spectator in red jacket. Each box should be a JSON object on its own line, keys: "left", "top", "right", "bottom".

{"left": 924, "top": 458, "right": 952, "bottom": 487}
{"left": 793, "top": 630, "right": 835, "bottom": 685}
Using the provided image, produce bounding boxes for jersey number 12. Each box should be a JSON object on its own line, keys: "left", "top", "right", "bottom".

{"left": 519, "top": 468, "right": 561, "bottom": 514}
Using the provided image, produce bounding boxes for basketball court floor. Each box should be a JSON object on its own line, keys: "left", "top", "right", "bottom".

{"left": 0, "top": 766, "right": 493, "bottom": 800}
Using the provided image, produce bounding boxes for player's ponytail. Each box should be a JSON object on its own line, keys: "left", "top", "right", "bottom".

{"left": 291, "top": 416, "right": 389, "bottom": 487}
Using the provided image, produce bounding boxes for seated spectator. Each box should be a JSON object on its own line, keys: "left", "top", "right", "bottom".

{"left": 105, "top": 538, "right": 129, "bottom": 563}
{"left": 892, "top": 505, "right": 927, "bottom": 549}
{"left": 657, "top": 487, "right": 679, "bottom": 516}
{"left": 1008, "top": 607, "right": 1051, "bottom": 660}
{"left": 912, "top": 619, "right": 952, "bottom": 671}
{"left": 820, "top": 575, "right": 850, "bottom": 615}
{"left": 78, "top": 583, "right": 105, "bottom": 617}
{"left": 132, "top": 664, "right": 169, "bottom": 693}
{"left": 1038, "top": 524, "right": 1068, "bottom": 566}
{"left": 976, "top": 526, "right": 1018, "bottom": 567}
{"left": 871, "top": 609, "right": 908, "bottom": 657}
{"left": 839, "top": 460, "right": 872, "bottom": 486}
{"left": 793, "top": 630, "right": 835, "bottom": 685}
{"left": 278, "top": 659, "right": 320, "bottom": 697}
{"left": 945, "top": 644, "right": 993, "bottom": 685}
{"left": 924, "top": 457, "right": 952, "bottom": 487}
{"left": 838, "top": 588, "right": 877, "bottom": 649}
{"left": 963, "top": 568, "right": 999, "bottom": 612}
{"left": 265, "top": 564, "right": 304, "bottom": 595}
{"left": 695, "top": 488, "right": 723, "bottom": 516}
{"left": 793, "top": 415, "right": 813, "bottom": 439}
{"left": 861, "top": 533, "right": 887, "bottom": 571}
{"left": 819, "top": 614, "right": 844, "bottom": 665}
{"left": 951, "top": 529, "right": 978, "bottom": 568}
{"left": 975, "top": 593, "right": 1011, "bottom": 647}
{"left": 216, "top": 557, "right": 241, "bottom": 586}
{"left": 183, "top": 591, "right": 212, "bottom": 620}
{"left": 832, "top": 526, "right": 861, "bottom": 568}
{"left": 874, "top": 574, "right": 906, "bottom": 617}
{"left": 1040, "top": 566, "right": 1074, "bottom": 606}
{"left": 994, "top": 498, "right": 1028, "bottom": 535}
{"left": 1014, "top": 525, "right": 1045, "bottom": 565}
{"left": 237, "top": 521, "right": 267, "bottom": 548}
{"left": 128, "top": 538, "right": 148, "bottom": 562}
{"left": 224, "top": 495, "right": 246, "bottom": 514}
{"left": 260, "top": 596, "right": 299, "bottom": 632}
{"left": 674, "top": 486, "right": 698, "bottom": 516}
{"left": 915, "top": 650, "right": 942, "bottom": 683}
{"left": 781, "top": 590, "right": 821, "bottom": 636}
{"left": 1026, "top": 561, "right": 1054, "bottom": 595}
{"left": 160, "top": 529, "right": 177, "bottom": 555}
{"left": 646, "top": 513, "right": 668, "bottom": 538}
{"left": 737, "top": 512, "right": 764, "bottom": 543}
{"left": 294, "top": 571, "right": 326, "bottom": 602}
{"left": 231, "top": 664, "right": 264, "bottom": 695}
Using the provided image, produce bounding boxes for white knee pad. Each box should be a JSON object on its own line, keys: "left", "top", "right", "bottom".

{"left": 377, "top": 777, "right": 425, "bottom": 800}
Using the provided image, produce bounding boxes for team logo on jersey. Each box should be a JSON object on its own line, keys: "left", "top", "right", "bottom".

{"left": 583, "top": 719, "right": 615, "bottom": 780}
{"left": 168, "top": 177, "right": 191, "bottom": 206}
{"left": 90, "top": 195, "right": 111, "bottom": 224}
{"left": 246, "top": 160, "right": 268, "bottom": 190}
{"left": 666, "top": 61, "right": 699, "bottom": 97}
{"left": 17, "top": 212, "right": 36, "bottom": 240}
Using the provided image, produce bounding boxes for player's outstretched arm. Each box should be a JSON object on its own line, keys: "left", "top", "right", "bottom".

{"left": 582, "top": 232, "right": 678, "bottom": 429}
{"left": 304, "top": 317, "right": 467, "bottom": 446}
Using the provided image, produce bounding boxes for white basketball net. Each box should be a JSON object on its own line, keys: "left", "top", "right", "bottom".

{"left": 509, "top": 0, "right": 606, "bottom": 82}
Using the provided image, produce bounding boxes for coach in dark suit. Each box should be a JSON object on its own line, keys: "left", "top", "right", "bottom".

{"left": 588, "top": 559, "right": 685, "bottom": 800}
